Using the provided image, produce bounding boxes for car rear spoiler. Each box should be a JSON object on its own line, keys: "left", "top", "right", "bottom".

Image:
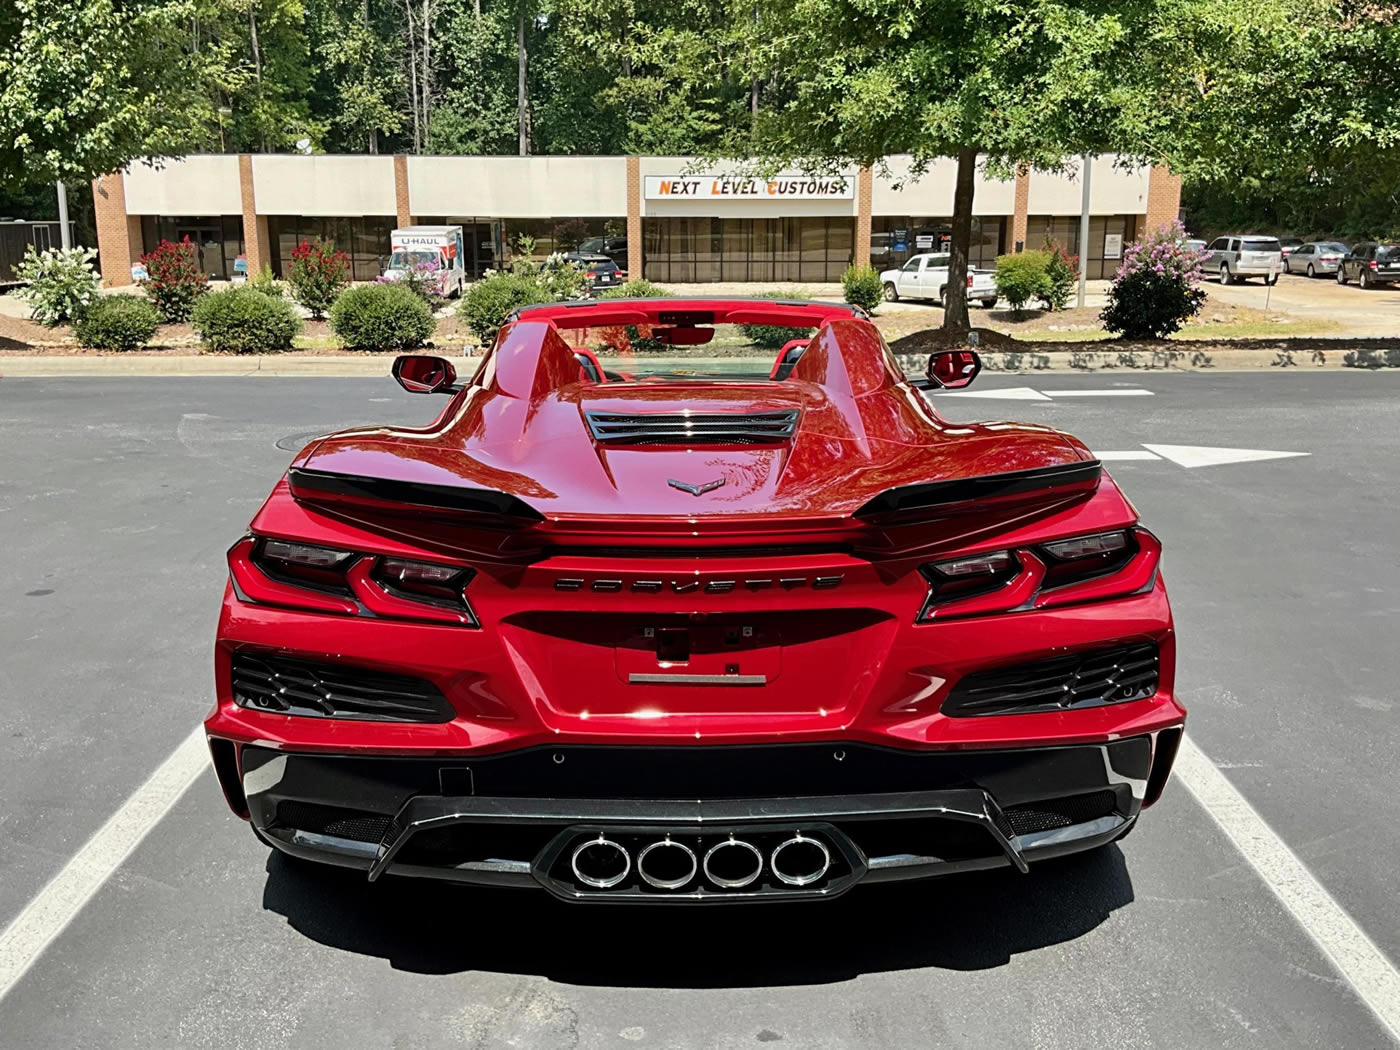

{"left": 286, "top": 467, "right": 544, "bottom": 524}
{"left": 854, "top": 461, "right": 1102, "bottom": 519}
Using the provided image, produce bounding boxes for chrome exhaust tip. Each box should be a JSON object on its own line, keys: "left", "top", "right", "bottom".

{"left": 570, "top": 835, "right": 630, "bottom": 889}
{"left": 770, "top": 833, "right": 831, "bottom": 887}
{"left": 636, "top": 837, "right": 697, "bottom": 890}
{"left": 702, "top": 835, "right": 764, "bottom": 889}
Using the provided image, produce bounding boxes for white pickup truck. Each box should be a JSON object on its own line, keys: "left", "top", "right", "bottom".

{"left": 880, "top": 252, "right": 999, "bottom": 309}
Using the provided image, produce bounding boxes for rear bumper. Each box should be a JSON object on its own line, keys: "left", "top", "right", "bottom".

{"left": 225, "top": 731, "right": 1183, "bottom": 902}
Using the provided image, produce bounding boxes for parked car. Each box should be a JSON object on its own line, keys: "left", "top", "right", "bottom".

{"left": 563, "top": 251, "right": 624, "bottom": 294}
{"left": 880, "top": 252, "right": 999, "bottom": 308}
{"left": 206, "top": 296, "right": 1186, "bottom": 901}
{"left": 1277, "top": 236, "right": 1304, "bottom": 257}
{"left": 1201, "top": 235, "right": 1282, "bottom": 285}
{"left": 1181, "top": 238, "right": 1208, "bottom": 254}
{"left": 1336, "top": 243, "right": 1400, "bottom": 288}
{"left": 577, "top": 235, "right": 628, "bottom": 269}
{"left": 1283, "top": 241, "right": 1348, "bottom": 277}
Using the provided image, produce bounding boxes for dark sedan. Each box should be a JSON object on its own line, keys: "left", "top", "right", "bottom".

{"left": 564, "top": 251, "right": 625, "bottom": 294}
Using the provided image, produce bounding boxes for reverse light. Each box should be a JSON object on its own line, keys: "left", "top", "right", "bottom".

{"left": 1040, "top": 529, "right": 1136, "bottom": 589}
{"left": 919, "top": 550, "right": 1021, "bottom": 617}
{"left": 252, "top": 539, "right": 357, "bottom": 594}
{"left": 1041, "top": 531, "right": 1128, "bottom": 561}
{"left": 367, "top": 556, "right": 478, "bottom": 624}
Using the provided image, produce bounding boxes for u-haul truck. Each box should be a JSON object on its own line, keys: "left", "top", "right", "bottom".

{"left": 384, "top": 225, "right": 466, "bottom": 298}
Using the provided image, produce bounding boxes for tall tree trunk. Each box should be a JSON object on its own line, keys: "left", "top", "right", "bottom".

{"left": 517, "top": 6, "right": 530, "bottom": 155}
{"left": 943, "top": 146, "right": 977, "bottom": 331}
{"left": 421, "top": 0, "right": 432, "bottom": 150}
{"left": 403, "top": 0, "right": 420, "bottom": 150}
{"left": 248, "top": 4, "right": 264, "bottom": 151}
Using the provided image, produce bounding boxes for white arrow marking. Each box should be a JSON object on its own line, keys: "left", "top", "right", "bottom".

{"left": 932, "top": 386, "right": 1050, "bottom": 401}
{"left": 1040, "top": 389, "right": 1154, "bottom": 397}
{"left": 1142, "top": 444, "right": 1310, "bottom": 468}
{"left": 1095, "top": 450, "right": 1162, "bottom": 461}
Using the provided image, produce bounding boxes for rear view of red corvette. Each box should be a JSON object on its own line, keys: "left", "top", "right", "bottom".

{"left": 206, "top": 297, "right": 1184, "bottom": 902}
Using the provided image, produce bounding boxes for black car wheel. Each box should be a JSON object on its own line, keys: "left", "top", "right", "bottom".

{"left": 883, "top": 282, "right": 899, "bottom": 302}
{"left": 1337, "top": 266, "right": 1348, "bottom": 285}
{"left": 1307, "top": 263, "right": 1316, "bottom": 278}
{"left": 1361, "top": 268, "right": 1373, "bottom": 289}
{"left": 1220, "top": 264, "right": 1233, "bottom": 285}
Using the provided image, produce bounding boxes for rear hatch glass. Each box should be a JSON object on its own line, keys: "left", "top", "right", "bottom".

{"left": 1375, "top": 245, "right": 1400, "bottom": 263}
{"left": 1241, "top": 239, "right": 1281, "bottom": 252}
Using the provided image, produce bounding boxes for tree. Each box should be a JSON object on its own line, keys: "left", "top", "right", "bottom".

{"left": 0, "top": 0, "right": 202, "bottom": 187}
{"left": 745, "top": 0, "right": 1178, "bottom": 330}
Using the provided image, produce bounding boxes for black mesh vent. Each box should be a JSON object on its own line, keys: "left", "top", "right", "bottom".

{"left": 275, "top": 800, "right": 393, "bottom": 843}
{"left": 585, "top": 410, "right": 799, "bottom": 445}
{"left": 942, "top": 643, "right": 1159, "bottom": 717}
{"left": 231, "top": 651, "right": 454, "bottom": 723}
{"left": 1003, "top": 790, "right": 1120, "bottom": 836}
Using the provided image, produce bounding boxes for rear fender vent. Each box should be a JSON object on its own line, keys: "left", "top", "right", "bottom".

{"left": 231, "top": 651, "right": 454, "bottom": 723}
{"left": 585, "top": 409, "right": 799, "bottom": 445}
{"left": 942, "top": 643, "right": 1159, "bottom": 717}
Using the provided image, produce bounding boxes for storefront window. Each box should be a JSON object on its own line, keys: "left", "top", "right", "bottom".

{"left": 140, "top": 215, "right": 244, "bottom": 280}
{"left": 267, "top": 216, "right": 393, "bottom": 281}
{"left": 1025, "top": 215, "right": 1134, "bottom": 279}
{"left": 869, "top": 216, "right": 1004, "bottom": 272}
{"left": 501, "top": 218, "right": 626, "bottom": 261}
{"left": 644, "top": 217, "right": 854, "bottom": 284}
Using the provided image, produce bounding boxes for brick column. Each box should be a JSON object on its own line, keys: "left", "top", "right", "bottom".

{"left": 238, "top": 155, "right": 273, "bottom": 276}
{"left": 855, "top": 166, "right": 873, "bottom": 269}
{"left": 91, "top": 173, "right": 141, "bottom": 286}
{"left": 626, "top": 156, "right": 643, "bottom": 280}
{"left": 1011, "top": 164, "right": 1030, "bottom": 252}
{"left": 1144, "top": 165, "right": 1182, "bottom": 232}
{"left": 393, "top": 154, "right": 413, "bottom": 228}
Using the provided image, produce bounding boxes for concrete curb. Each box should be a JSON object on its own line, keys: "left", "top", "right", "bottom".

{"left": 4, "top": 346, "right": 1400, "bottom": 377}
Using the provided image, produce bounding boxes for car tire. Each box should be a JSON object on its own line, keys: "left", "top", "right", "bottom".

{"left": 1220, "top": 264, "right": 1233, "bottom": 285}
{"left": 1283, "top": 258, "right": 1291, "bottom": 274}
{"left": 1361, "top": 269, "right": 1373, "bottom": 289}
{"left": 883, "top": 282, "right": 899, "bottom": 302}
{"left": 1306, "top": 263, "right": 1316, "bottom": 278}
{"left": 980, "top": 298, "right": 998, "bottom": 309}
{"left": 1337, "top": 266, "right": 1348, "bottom": 285}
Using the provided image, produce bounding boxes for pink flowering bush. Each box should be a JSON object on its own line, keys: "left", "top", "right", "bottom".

{"left": 1100, "top": 221, "right": 1207, "bottom": 339}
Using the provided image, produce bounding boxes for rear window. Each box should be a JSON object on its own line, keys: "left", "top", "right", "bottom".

{"left": 1376, "top": 245, "right": 1400, "bottom": 261}
{"left": 1241, "top": 238, "right": 1281, "bottom": 252}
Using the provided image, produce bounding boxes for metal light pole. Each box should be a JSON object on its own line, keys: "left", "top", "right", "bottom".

{"left": 56, "top": 181, "right": 71, "bottom": 249}
{"left": 1077, "top": 154, "right": 1091, "bottom": 309}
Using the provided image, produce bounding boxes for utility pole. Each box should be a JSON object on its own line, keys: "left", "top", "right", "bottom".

{"left": 56, "top": 181, "right": 71, "bottom": 249}
{"left": 1077, "top": 153, "right": 1091, "bottom": 309}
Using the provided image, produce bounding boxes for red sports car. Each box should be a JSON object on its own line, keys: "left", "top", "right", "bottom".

{"left": 206, "top": 297, "right": 1184, "bottom": 902}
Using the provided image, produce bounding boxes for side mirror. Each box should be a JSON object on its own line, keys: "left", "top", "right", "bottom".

{"left": 926, "top": 349, "right": 981, "bottom": 389}
{"left": 392, "top": 354, "right": 458, "bottom": 394}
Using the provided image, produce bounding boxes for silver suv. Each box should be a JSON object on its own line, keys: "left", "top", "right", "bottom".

{"left": 1202, "top": 235, "right": 1282, "bottom": 285}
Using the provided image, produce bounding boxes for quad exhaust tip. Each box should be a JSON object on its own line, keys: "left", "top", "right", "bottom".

{"left": 637, "top": 837, "right": 698, "bottom": 889}
{"left": 570, "top": 834, "right": 630, "bottom": 889}
{"left": 770, "top": 833, "right": 831, "bottom": 887}
{"left": 703, "top": 836, "right": 764, "bottom": 889}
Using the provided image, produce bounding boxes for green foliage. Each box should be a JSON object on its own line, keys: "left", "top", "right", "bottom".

{"left": 73, "top": 294, "right": 161, "bottom": 350}
{"left": 1100, "top": 222, "right": 1207, "bottom": 339}
{"left": 383, "top": 260, "right": 447, "bottom": 311}
{"left": 1041, "top": 241, "right": 1078, "bottom": 311}
{"left": 141, "top": 238, "right": 209, "bottom": 322}
{"left": 740, "top": 287, "right": 814, "bottom": 349}
{"left": 246, "top": 266, "right": 287, "bottom": 300}
{"left": 191, "top": 286, "right": 302, "bottom": 352}
{"left": 288, "top": 240, "right": 350, "bottom": 319}
{"left": 460, "top": 272, "right": 554, "bottom": 347}
{"left": 599, "top": 279, "right": 672, "bottom": 300}
{"left": 12, "top": 246, "right": 100, "bottom": 326}
{"left": 994, "top": 251, "right": 1052, "bottom": 319}
{"left": 841, "top": 264, "right": 884, "bottom": 313}
{"left": 329, "top": 282, "right": 436, "bottom": 350}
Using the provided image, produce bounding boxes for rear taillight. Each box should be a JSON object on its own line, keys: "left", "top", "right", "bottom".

{"left": 232, "top": 536, "right": 479, "bottom": 626}
{"left": 1370, "top": 260, "right": 1378, "bottom": 270}
{"left": 966, "top": 275, "right": 974, "bottom": 287}
{"left": 917, "top": 528, "right": 1159, "bottom": 621}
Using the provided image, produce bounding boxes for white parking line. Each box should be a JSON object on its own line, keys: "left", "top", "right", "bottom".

{"left": 1094, "top": 450, "right": 1162, "bottom": 461}
{"left": 1174, "top": 736, "right": 1400, "bottom": 1042}
{"left": 0, "top": 726, "right": 209, "bottom": 1003}
{"left": 1038, "top": 389, "right": 1155, "bottom": 397}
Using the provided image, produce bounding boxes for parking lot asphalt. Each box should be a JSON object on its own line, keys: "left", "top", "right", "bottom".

{"left": 2, "top": 373, "right": 1399, "bottom": 1047}
{"left": 1209, "top": 270, "right": 1400, "bottom": 336}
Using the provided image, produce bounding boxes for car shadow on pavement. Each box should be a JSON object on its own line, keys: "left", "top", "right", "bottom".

{"left": 260, "top": 845, "right": 1134, "bottom": 986}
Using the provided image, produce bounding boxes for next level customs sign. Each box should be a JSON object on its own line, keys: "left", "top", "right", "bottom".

{"left": 644, "top": 175, "right": 854, "bottom": 200}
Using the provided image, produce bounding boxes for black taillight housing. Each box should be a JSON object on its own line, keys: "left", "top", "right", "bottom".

{"left": 251, "top": 538, "right": 357, "bottom": 595}
{"left": 370, "top": 557, "right": 477, "bottom": 622}
{"left": 919, "top": 550, "right": 1022, "bottom": 611}
{"left": 1039, "top": 530, "right": 1137, "bottom": 589}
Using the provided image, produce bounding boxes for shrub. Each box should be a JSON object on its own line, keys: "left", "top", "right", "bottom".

{"left": 599, "top": 278, "right": 672, "bottom": 300}
{"left": 246, "top": 266, "right": 287, "bottom": 300}
{"left": 73, "top": 294, "right": 161, "bottom": 350}
{"left": 1100, "top": 221, "right": 1207, "bottom": 339}
{"left": 380, "top": 258, "right": 447, "bottom": 310}
{"left": 841, "top": 264, "right": 884, "bottom": 313}
{"left": 598, "top": 279, "right": 674, "bottom": 350}
{"left": 740, "top": 287, "right": 814, "bottom": 349}
{"left": 12, "top": 246, "right": 101, "bottom": 326}
{"left": 329, "top": 283, "right": 436, "bottom": 350}
{"left": 141, "top": 238, "right": 209, "bottom": 322}
{"left": 460, "top": 272, "right": 553, "bottom": 346}
{"left": 1041, "top": 240, "right": 1078, "bottom": 311}
{"left": 508, "top": 252, "right": 588, "bottom": 300}
{"left": 191, "top": 286, "right": 302, "bottom": 352}
{"left": 993, "top": 250, "right": 1052, "bottom": 319}
{"left": 288, "top": 240, "right": 350, "bottom": 319}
